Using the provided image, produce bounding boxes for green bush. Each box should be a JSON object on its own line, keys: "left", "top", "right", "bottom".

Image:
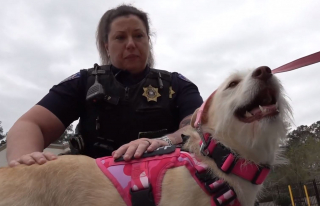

{"left": 274, "top": 195, "right": 291, "bottom": 206}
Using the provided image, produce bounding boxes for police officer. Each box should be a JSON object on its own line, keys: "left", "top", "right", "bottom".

{"left": 6, "top": 5, "right": 203, "bottom": 166}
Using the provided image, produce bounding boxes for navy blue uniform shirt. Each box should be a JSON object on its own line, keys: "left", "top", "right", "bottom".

{"left": 37, "top": 65, "right": 203, "bottom": 128}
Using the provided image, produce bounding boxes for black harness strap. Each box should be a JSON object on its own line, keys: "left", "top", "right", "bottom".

{"left": 130, "top": 185, "right": 156, "bottom": 206}
{"left": 195, "top": 169, "right": 237, "bottom": 206}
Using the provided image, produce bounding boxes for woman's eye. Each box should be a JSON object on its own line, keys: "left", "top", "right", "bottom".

{"left": 135, "top": 34, "right": 143, "bottom": 38}
{"left": 116, "top": 36, "right": 125, "bottom": 40}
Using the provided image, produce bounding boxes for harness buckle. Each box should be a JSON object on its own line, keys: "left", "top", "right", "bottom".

{"left": 213, "top": 186, "right": 237, "bottom": 206}
{"left": 205, "top": 179, "right": 228, "bottom": 195}
{"left": 130, "top": 184, "right": 156, "bottom": 206}
{"left": 251, "top": 165, "right": 270, "bottom": 185}
{"left": 209, "top": 144, "right": 237, "bottom": 174}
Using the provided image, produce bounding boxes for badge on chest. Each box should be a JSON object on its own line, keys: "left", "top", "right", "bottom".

{"left": 142, "top": 85, "right": 161, "bottom": 102}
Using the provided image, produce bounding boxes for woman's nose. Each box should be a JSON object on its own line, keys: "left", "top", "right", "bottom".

{"left": 126, "top": 36, "right": 136, "bottom": 50}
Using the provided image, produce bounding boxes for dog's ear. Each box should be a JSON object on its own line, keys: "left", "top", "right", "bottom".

{"left": 190, "top": 108, "right": 200, "bottom": 128}
{"left": 191, "top": 97, "right": 213, "bottom": 128}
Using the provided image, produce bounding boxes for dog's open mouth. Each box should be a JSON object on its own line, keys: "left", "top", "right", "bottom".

{"left": 235, "top": 89, "right": 279, "bottom": 123}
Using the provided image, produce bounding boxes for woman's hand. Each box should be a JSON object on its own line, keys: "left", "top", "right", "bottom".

{"left": 112, "top": 138, "right": 168, "bottom": 161}
{"left": 9, "top": 151, "right": 57, "bottom": 167}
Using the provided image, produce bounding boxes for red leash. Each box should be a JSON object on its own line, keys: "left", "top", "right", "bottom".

{"left": 272, "top": 51, "right": 320, "bottom": 74}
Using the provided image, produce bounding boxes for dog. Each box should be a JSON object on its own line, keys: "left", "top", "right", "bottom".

{"left": 0, "top": 66, "right": 291, "bottom": 206}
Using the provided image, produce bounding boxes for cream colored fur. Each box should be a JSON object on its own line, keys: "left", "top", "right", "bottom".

{"left": 0, "top": 69, "right": 291, "bottom": 206}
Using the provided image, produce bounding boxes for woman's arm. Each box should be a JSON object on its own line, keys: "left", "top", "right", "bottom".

{"left": 165, "top": 114, "right": 192, "bottom": 145}
{"left": 112, "top": 114, "right": 192, "bottom": 161}
{"left": 6, "top": 105, "right": 65, "bottom": 166}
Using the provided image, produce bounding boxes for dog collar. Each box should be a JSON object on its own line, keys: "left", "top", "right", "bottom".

{"left": 199, "top": 133, "right": 270, "bottom": 185}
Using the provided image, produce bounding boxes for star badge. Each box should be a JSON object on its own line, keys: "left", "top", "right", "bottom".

{"left": 142, "top": 85, "right": 161, "bottom": 102}
{"left": 169, "top": 86, "right": 175, "bottom": 98}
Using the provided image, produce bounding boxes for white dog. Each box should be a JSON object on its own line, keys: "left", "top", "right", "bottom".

{"left": 0, "top": 66, "right": 291, "bottom": 206}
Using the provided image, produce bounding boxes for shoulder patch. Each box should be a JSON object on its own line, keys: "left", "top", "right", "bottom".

{"left": 178, "top": 73, "right": 192, "bottom": 83}
{"left": 59, "top": 72, "right": 81, "bottom": 84}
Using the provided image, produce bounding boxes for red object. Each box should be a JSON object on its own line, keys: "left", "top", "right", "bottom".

{"left": 96, "top": 148, "right": 241, "bottom": 206}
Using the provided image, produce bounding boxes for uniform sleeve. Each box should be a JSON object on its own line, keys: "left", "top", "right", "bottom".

{"left": 171, "top": 72, "right": 203, "bottom": 122}
{"left": 37, "top": 71, "right": 87, "bottom": 128}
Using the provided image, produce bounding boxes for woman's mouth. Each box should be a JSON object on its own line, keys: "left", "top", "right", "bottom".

{"left": 125, "top": 54, "right": 139, "bottom": 59}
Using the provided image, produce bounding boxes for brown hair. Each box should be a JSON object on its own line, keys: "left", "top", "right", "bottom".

{"left": 96, "top": 4, "right": 154, "bottom": 67}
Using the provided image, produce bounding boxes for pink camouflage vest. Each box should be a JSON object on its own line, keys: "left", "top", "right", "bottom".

{"left": 96, "top": 146, "right": 241, "bottom": 206}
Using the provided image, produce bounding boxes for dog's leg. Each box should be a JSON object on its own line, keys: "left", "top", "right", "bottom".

{"left": 0, "top": 155, "right": 125, "bottom": 206}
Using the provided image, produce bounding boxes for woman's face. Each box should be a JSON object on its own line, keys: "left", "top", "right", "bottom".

{"left": 106, "top": 15, "right": 150, "bottom": 73}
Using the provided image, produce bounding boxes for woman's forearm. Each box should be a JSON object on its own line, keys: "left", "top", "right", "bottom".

{"left": 167, "top": 114, "right": 192, "bottom": 145}
{"left": 6, "top": 120, "right": 45, "bottom": 163}
{"left": 6, "top": 105, "right": 66, "bottom": 164}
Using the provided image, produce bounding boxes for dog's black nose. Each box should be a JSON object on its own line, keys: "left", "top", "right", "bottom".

{"left": 252, "top": 66, "right": 272, "bottom": 81}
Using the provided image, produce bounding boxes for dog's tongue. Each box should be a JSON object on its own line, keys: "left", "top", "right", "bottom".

{"left": 250, "top": 105, "right": 278, "bottom": 117}
{"left": 251, "top": 107, "right": 262, "bottom": 116}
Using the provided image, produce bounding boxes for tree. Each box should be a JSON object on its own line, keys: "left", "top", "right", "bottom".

{"left": 52, "top": 124, "right": 74, "bottom": 144}
{"left": 267, "top": 120, "right": 320, "bottom": 185}
{"left": 0, "top": 121, "right": 5, "bottom": 140}
{"left": 309, "top": 121, "right": 320, "bottom": 139}
{"left": 287, "top": 125, "right": 315, "bottom": 146}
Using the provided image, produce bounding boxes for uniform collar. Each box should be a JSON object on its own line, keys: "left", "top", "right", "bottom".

{"left": 111, "top": 65, "right": 150, "bottom": 87}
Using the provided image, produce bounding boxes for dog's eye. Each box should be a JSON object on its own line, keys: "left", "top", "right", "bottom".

{"left": 227, "top": 81, "right": 239, "bottom": 89}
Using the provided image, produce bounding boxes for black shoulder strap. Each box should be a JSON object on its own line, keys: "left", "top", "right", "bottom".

{"left": 87, "top": 65, "right": 111, "bottom": 75}
{"left": 148, "top": 68, "right": 172, "bottom": 82}
{"left": 85, "top": 65, "right": 111, "bottom": 90}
